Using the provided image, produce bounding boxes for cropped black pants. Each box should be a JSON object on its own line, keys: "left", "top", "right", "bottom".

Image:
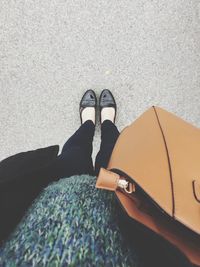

{"left": 50, "top": 120, "right": 120, "bottom": 178}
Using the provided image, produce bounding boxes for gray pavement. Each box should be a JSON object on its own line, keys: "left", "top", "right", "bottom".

{"left": 0, "top": 0, "right": 200, "bottom": 161}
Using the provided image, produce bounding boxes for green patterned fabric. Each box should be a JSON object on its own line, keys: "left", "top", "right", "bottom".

{"left": 0, "top": 175, "right": 141, "bottom": 267}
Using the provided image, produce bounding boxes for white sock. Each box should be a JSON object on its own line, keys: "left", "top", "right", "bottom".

{"left": 101, "top": 107, "right": 115, "bottom": 123}
{"left": 81, "top": 107, "right": 95, "bottom": 124}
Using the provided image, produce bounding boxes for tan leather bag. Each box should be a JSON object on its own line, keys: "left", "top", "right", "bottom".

{"left": 96, "top": 106, "right": 200, "bottom": 266}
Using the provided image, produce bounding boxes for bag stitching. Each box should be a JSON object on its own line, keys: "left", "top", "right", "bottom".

{"left": 153, "top": 106, "right": 175, "bottom": 217}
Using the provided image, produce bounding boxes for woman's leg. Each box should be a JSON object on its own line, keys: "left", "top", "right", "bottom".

{"left": 51, "top": 120, "right": 95, "bottom": 179}
{"left": 95, "top": 120, "right": 120, "bottom": 175}
{"left": 49, "top": 90, "right": 97, "bottom": 179}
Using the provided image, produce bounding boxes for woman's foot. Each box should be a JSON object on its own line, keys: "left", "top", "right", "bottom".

{"left": 99, "top": 89, "right": 117, "bottom": 124}
{"left": 80, "top": 90, "right": 97, "bottom": 124}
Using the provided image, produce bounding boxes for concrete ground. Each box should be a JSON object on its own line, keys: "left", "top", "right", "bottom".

{"left": 0, "top": 0, "right": 200, "bottom": 161}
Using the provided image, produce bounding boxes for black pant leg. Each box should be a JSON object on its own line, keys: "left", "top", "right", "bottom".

{"left": 95, "top": 120, "right": 120, "bottom": 176}
{"left": 50, "top": 121, "right": 95, "bottom": 179}
{"left": 61, "top": 120, "right": 94, "bottom": 155}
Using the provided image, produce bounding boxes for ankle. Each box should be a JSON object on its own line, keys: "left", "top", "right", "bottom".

{"left": 101, "top": 107, "right": 115, "bottom": 124}
{"left": 81, "top": 107, "right": 95, "bottom": 124}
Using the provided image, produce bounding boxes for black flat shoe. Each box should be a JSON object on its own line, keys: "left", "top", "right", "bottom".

{"left": 79, "top": 90, "right": 97, "bottom": 124}
{"left": 99, "top": 89, "right": 117, "bottom": 124}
